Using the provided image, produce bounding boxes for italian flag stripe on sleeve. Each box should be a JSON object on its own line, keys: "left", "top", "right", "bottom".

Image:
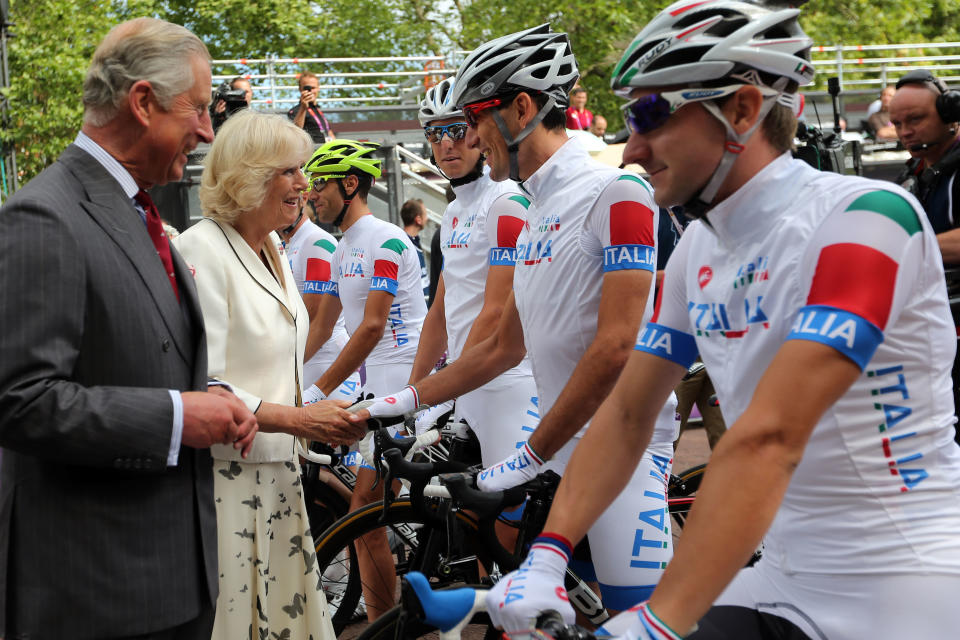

{"left": 313, "top": 238, "right": 337, "bottom": 253}
{"left": 616, "top": 173, "right": 653, "bottom": 195}
{"left": 380, "top": 238, "right": 408, "bottom": 255}
{"left": 610, "top": 201, "right": 654, "bottom": 246}
{"left": 508, "top": 194, "right": 531, "bottom": 209}
{"left": 845, "top": 190, "right": 921, "bottom": 235}
{"left": 305, "top": 257, "right": 331, "bottom": 282}
{"left": 806, "top": 243, "right": 898, "bottom": 330}
{"left": 373, "top": 259, "right": 399, "bottom": 280}
{"left": 497, "top": 216, "right": 525, "bottom": 248}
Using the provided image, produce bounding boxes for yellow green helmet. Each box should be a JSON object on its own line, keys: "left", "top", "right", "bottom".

{"left": 305, "top": 139, "right": 382, "bottom": 180}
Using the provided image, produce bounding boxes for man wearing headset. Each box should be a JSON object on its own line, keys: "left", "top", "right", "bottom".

{"left": 890, "top": 71, "right": 960, "bottom": 440}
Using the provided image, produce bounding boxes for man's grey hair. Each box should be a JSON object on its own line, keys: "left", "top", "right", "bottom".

{"left": 83, "top": 18, "right": 210, "bottom": 127}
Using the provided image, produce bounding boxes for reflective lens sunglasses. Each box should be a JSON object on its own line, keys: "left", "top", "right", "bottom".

{"left": 621, "top": 85, "right": 748, "bottom": 135}
{"left": 309, "top": 176, "right": 332, "bottom": 192}
{"left": 463, "top": 97, "right": 506, "bottom": 127}
{"left": 424, "top": 122, "right": 469, "bottom": 143}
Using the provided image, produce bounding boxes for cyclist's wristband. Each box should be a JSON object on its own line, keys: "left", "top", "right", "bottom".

{"left": 639, "top": 603, "right": 684, "bottom": 640}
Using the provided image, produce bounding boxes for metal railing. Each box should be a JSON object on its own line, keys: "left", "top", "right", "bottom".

{"left": 210, "top": 43, "right": 960, "bottom": 113}
{"left": 809, "top": 41, "right": 960, "bottom": 95}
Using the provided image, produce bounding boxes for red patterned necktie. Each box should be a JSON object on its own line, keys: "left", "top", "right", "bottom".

{"left": 134, "top": 189, "right": 180, "bottom": 301}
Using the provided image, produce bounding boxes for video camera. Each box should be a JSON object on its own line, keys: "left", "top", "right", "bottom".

{"left": 793, "top": 77, "right": 863, "bottom": 176}
{"left": 214, "top": 82, "right": 248, "bottom": 118}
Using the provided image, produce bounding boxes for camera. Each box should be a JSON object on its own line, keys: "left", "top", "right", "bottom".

{"left": 214, "top": 82, "right": 249, "bottom": 118}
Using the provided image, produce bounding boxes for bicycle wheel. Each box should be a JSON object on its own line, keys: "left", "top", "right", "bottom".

{"left": 304, "top": 476, "right": 351, "bottom": 542}
{"left": 314, "top": 498, "right": 485, "bottom": 635}
{"left": 667, "top": 463, "right": 706, "bottom": 529}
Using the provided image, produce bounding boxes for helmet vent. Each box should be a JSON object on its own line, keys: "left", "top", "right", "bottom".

{"left": 645, "top": 46, "right": 713, "bottom": 72}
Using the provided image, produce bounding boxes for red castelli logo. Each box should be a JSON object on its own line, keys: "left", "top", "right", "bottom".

{"left": 452, "top": 217, "right": 458, "bottom": 228}
{"left": 385, "top": 397, "right": 397, "bottom": 404}
{"left": 556, "top": 586, "right": 569, "bottom": 602}
{"left": 698, "top": 265, "right": 713, "bottom": 290}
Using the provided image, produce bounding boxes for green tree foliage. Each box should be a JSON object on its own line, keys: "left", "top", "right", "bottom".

{"left": 2, "top": 0, "right": 154, "bottom": 182}
{"left": 5, "top": 0, "right": 960, "bottom": 184}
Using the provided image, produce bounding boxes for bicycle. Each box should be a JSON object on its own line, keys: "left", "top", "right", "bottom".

{"left": 315, "top": 426, "right": 708, "bottom": 635}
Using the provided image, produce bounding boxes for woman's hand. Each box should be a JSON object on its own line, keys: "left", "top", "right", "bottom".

{"left": 298, "top": 399, "right": 366, "bottom": 445}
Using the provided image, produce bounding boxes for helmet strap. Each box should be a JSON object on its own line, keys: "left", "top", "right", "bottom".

{"left": 282, "top": 209, "right": 304, "bottom": 236}
{"left": 449, "top": 155, "right": 485, "bottom": 187}
{"left": 491, "top": 94, "right": 557, "bottom": 182}
{"left": 333, "top": 177, "right": 361, "bottom": 228}
{"left": 683, "top": 80, "right": 786, "bottom": 220}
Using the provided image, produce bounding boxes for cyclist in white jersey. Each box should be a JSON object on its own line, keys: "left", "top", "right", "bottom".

{"left": 358, "top": 25, "right": 678, "bottom": 610}
{"left": 410, "top": 77, "right": 540, "bottom": 468}
{"left": 486, "top": 3, "right": 960, "bottom": 639}
{"left": 300, "top": 140, "right": 427, "bottom": 620}
{"left": 279, "top": 212, "right": 361, "bottom": 403}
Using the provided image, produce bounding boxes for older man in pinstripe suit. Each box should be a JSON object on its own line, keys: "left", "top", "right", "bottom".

{"left": 0, "top": 18, "right": 258, "bottom": 640}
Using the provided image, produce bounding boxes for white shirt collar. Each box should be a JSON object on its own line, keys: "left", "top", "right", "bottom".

{"left": 74, "top": 131, "right": 140, "bottom": 200}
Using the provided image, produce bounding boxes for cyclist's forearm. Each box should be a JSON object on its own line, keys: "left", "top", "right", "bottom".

{"left": 527, "top": 332, "right": 633, "bottom": 460}
{"left": 416, "top": 331, "right": 521, "bottom": 406}
{"left": 409, "top": 297, "right": 447, "bottom": 384}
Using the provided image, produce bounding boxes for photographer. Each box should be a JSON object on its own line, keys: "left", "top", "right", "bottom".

{"left": 288, "top": 71, "right": 336, "bottom": 143}
{"left": 211, "top": 76, "right": 253, "bottom": 132}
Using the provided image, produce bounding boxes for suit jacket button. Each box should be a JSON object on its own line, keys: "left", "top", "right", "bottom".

{"left": 161, "top": 338, "right": 170, "bottom": 352}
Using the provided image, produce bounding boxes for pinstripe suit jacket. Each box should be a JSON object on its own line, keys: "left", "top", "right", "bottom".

{"left": 0, "top": 145, "right": 217, "bottom": 638}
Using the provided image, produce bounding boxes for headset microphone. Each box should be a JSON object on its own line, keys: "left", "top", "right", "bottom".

{"left": 908, "top": 127, "right": 958, "bottom": 152}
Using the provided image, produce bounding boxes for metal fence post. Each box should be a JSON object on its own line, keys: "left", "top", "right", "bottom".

{"left": 381, "top": 143, "right": 404, "bottom": 227}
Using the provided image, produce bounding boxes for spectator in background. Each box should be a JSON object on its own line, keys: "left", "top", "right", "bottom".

{"left": 588, "top": 114, "right": 607, "bottom": 138}
{"left": 288, "top": 71, "right": 336, "bottom": 144}
{"left": 401, "top": 198, "right": 430, "bottom": 302}
{"left": 868, "top": 85, "right": 897, "bottom": 141}
{"left": 564, "top": 86, "right": 593, "bottom": 130}
{"left": 891, "top": 70, "right": 960, "bottom": 441}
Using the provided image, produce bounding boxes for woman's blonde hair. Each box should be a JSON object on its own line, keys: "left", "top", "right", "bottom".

{"left": 199, "top": 110, "right": 313, "bottom": 224}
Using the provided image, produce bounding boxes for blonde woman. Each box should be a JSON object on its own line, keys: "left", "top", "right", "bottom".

{"left": 174, "top": 110, "right": 365, "bottom": 639}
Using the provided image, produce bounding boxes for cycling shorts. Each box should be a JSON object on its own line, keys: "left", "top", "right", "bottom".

{"left": 690, "top": 558, "right": 960, "bottom": 639}
{"left": 455, "top": 374, "right": 540, "bottom": 467}
{"left": 559, "top": 439, "right": 675, "bottom": 610}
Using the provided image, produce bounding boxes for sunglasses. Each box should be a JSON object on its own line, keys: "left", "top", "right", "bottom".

{"left": 621, "top": 85, "right": 749, "bottom": 135}
{"left": 463, "top": 97, "right": 509, "bottom": 127}
{"left": 308, "top": 176, "right": 332, "bottom": 192}
{"left": 424, "top": 122, "right": 469, "bottom": 143}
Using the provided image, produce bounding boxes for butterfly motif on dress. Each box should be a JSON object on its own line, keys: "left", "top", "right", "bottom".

{"left": 219, "top": 461, "right": 243, "bottom": 480}
{"left": 242, "top": 495, "right": 263, "bottom": 510}
{"left": 282, "top": 592, "right": 306, "bottom": 619}
{"left": 271, "top": 629, "right": 292, "bottom": 640}
{"left": 288, "top": 535, "right": 302, "bottom": 557}
{"left": 235, "top": 528, "right": 255, "bottom": 540}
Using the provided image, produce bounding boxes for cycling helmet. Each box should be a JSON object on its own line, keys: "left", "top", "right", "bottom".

{"left": 419, "top": 77, "right": 463, "bottom": 126}
{"left": 451, "top": 24, "right": 579, "bottom": 181}
{"left": 611, "top": 0, "right": 814, "bottom": 219}
{"left": 611, "top": 0, "right": 814, "bottom": 92}
{"left": 451, "top": 24, "right": 579, "bottom": 108}
{"left": 305, "top": 139, "right": 381, "bottom": 227}
{"left": 305, "top": 139, "right": 382, "bottom": 180}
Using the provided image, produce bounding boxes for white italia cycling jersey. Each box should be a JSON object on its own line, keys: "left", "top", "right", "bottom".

{"left": 322, "top": 214, "right": 426, "bottom": 365}
{"left": 636, "top": 153, "right": 960, "bottom": 575}
{"left": 285, "top": 220, "right": 350, "bottom": 364}
{"left": 441, "top": 168, "right": 532, "bottom": 376}
{"left": 514, "top": 138, "right": 677, "bottom": 444}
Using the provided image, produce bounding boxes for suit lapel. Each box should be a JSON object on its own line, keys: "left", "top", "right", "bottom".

{"left": 210, "top": 220, "right": 298, "bottom": 322}
{"left": 61, "top": 145, "right": 195, "bottom": 365}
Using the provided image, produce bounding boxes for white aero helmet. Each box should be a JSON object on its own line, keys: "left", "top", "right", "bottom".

{"left": 450, "top": 24, "right": 579, "bottom": 181}
{"left": 450, "top": 23, "right": 579, "bottom": 109}
{"left": 611, "top": 0, "right": 814, "bottom": 93}
{"left": 419, "top": 77, "right": 463, "bottom": 126}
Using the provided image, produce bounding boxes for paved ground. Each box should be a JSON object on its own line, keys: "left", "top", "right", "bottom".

{"left": 338, "top": 427, "right": 714, "bottom": 639}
